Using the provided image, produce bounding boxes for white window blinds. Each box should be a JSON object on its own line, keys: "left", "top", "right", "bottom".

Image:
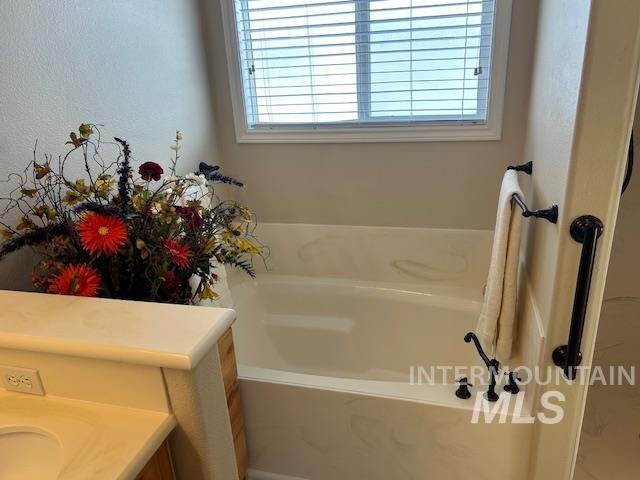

{"left": 233, "top": 0, "right": 496, "bottom": 128}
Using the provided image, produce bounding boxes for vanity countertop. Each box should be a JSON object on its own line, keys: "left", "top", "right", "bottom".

{"left": 0, "top": 390, "right": 175, "bottom": 480}
{"left": 0, "top": 290, "right": 235, "bottom": 370}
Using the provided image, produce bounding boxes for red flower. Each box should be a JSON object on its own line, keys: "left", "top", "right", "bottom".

{"left": 77, "top": 213, "right": 128, "bottom": 256}
{"left": 160, "top": 270, "right": 181, "bottom": 294}
{"left": 138, "top": 162, "right": 164, "bottom": 181}
{"left": 48, "top": 264, "right": 101, "bottom": 297}
{"left": 176, "top": 206, "right": 203, "bottom": 230}
{"left": 164, "top": 239, "right": 193, "bottom": 269}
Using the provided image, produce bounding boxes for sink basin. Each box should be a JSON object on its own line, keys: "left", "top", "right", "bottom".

{"left": 0, "top": 426, "right": 64, "bottom": 480}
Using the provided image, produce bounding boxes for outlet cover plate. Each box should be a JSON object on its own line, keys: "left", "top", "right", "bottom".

{"left": 0, "top": 365, "right": 45, "bottom": 395}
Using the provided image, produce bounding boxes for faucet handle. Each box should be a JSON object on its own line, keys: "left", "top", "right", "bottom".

{"left": 504, "top": 371, "right": 521, "bottom": 394}
{"left": 455, "top": 377, "right": 473, "bottom": 400}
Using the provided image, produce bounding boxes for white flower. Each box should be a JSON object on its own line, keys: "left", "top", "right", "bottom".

{"left": 195, "top": 174, "right": 207, "bottom": 187}
{"left": 162, "top": 175, "right": 179, "bottom": 183}
{"left": 185, "top": 173, "right": 207, "bottom": 187}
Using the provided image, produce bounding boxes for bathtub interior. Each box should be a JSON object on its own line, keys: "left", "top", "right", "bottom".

{"left": 220, "top": 224, "right": 538, "bottom": 392}
{"left": 229, "top": 275, "right": 483, "bottom": 384}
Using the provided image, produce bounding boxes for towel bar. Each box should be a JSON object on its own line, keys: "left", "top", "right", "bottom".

{"left": 512, "top": 193, "right": 558, "bottom": 223}
{"left": 506, "top": 161, "right": 533, "bottom": 175}
{"left": 507, "top": 162, "right": 558, "bottom": 224}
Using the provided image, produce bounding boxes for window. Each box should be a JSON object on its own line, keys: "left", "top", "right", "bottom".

{"left": 222, "top": 0, "right": 512, "bottom": 142}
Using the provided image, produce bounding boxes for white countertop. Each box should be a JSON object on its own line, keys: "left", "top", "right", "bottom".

{"left": 0, "top": 391, "right": 175, "bottom": 480}
{"left": 0, "top": 290, "right": 235, "bottom": 370}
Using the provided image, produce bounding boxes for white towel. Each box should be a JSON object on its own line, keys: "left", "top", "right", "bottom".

{"left": 476, "top": 170, "right": 523, "bottom": 363}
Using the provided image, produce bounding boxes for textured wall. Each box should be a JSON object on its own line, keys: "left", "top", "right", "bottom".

{"left": 520, "top": 1, "right": 640, "bottom": 479}
{"left": 0, "top": 0, "right": 218, "bottom": 289}
{"left": 599, "top": 117, "right": 640, "bottom": 299}
{"left": 518, "top": 2, "right": 590, "bottom": 475}
{"left": 200, "top": 0, "right": 539, "bottom": 230}
{"left": 575, "top": 89, "right": 640, "bottom": 480}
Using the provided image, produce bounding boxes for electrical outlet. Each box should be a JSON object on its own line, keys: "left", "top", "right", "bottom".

{"left": 0, "top": 365, "right": 45, "bottom": 395}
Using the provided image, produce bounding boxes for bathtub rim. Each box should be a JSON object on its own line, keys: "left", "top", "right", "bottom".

{"left": 238, "top": 365, "right": 531, "bottom": 417}
{"left": 226, "top": 273, "right": 485, "bottom": 308}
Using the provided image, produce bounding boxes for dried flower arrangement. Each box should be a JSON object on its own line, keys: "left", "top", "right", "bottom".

{"left": 0, "top": 124, "right": 265, "bottom": 304}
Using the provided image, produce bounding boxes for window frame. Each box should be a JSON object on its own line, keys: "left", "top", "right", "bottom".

{"left": 221, "top": 0, "right": 513, "bottom": 143}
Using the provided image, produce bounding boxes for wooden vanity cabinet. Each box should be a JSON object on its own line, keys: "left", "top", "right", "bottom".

{"left": 218, "top": 328, "right": 249, "bottom": 480}
{"left": 136, "top": 440, "right": 175, "bottom": 480}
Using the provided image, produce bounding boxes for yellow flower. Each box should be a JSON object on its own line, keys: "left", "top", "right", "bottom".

{"left": 73, "top": 179, "right": 91, "bottom": 195}
{"left": 234, "top": 237, "right": 260, "bottom": 254}
{"left": 0, "top": 229, "right": 13, "bottom": 241}
{"left": 63, "top": 191, "right": 82, "bottom": 205}
{"left": 79, "top": 123, "right": 93, "bottom": 139}
{"left": 135, "top": 239, "right": 150, "bottom": 259}
{"left": 33, "top": 205, "right": 57, "bottom": 220}
{"left": 239, "top": 206, "right": 253, "bottom": 221}
{"left": 203, "top": 236, "right": 217, "bottom": 255}
{"left": 200, "top": 283, "right": 219, "bottom": 301}
{"left": 94, "top": 174, "right": 115, "bottom": 198}
{"left": 16, "top": 216, "right": 36, "bottom": 231}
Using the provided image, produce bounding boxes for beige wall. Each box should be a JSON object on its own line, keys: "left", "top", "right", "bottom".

{"left": 574, "top": 88, "right": 640, "bottom": 480}
{"left": 202, "top": 0, "right": 539, "bottom": 230}
{"left": 517, "top": 1, "right": 590, "bottom": 475}
{"left": 600, "top": 115, "right": 640, "bottom": 299}
{"left": 519, "top": 0, "right": 590, "bottom": 338}
{"left": 0, "top": 0, "right": 217, "bottom": 289}
{"left": 519, "top": 1, "right": 640, "bottom": 479}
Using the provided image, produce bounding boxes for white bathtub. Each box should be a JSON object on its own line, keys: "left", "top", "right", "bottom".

{"left": 226, "top": 224, "right": 533, "bottom": 480}
{"left": 232, "top": 275, "right": 483, "bottom": 385}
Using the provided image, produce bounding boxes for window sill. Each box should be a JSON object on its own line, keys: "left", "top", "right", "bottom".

{"left": 235, "top": 122, "right": 502, "bottom": 144}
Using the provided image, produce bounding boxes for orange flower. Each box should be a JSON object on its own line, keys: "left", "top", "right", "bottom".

{"left": 164, "top": 239, "right": 193, "bottom": 269}
{"left": 48, "top": 264, "right": 101, "bottom": 297}
{"left": 77, "top": 213, "right": 127, "bottom": 256}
